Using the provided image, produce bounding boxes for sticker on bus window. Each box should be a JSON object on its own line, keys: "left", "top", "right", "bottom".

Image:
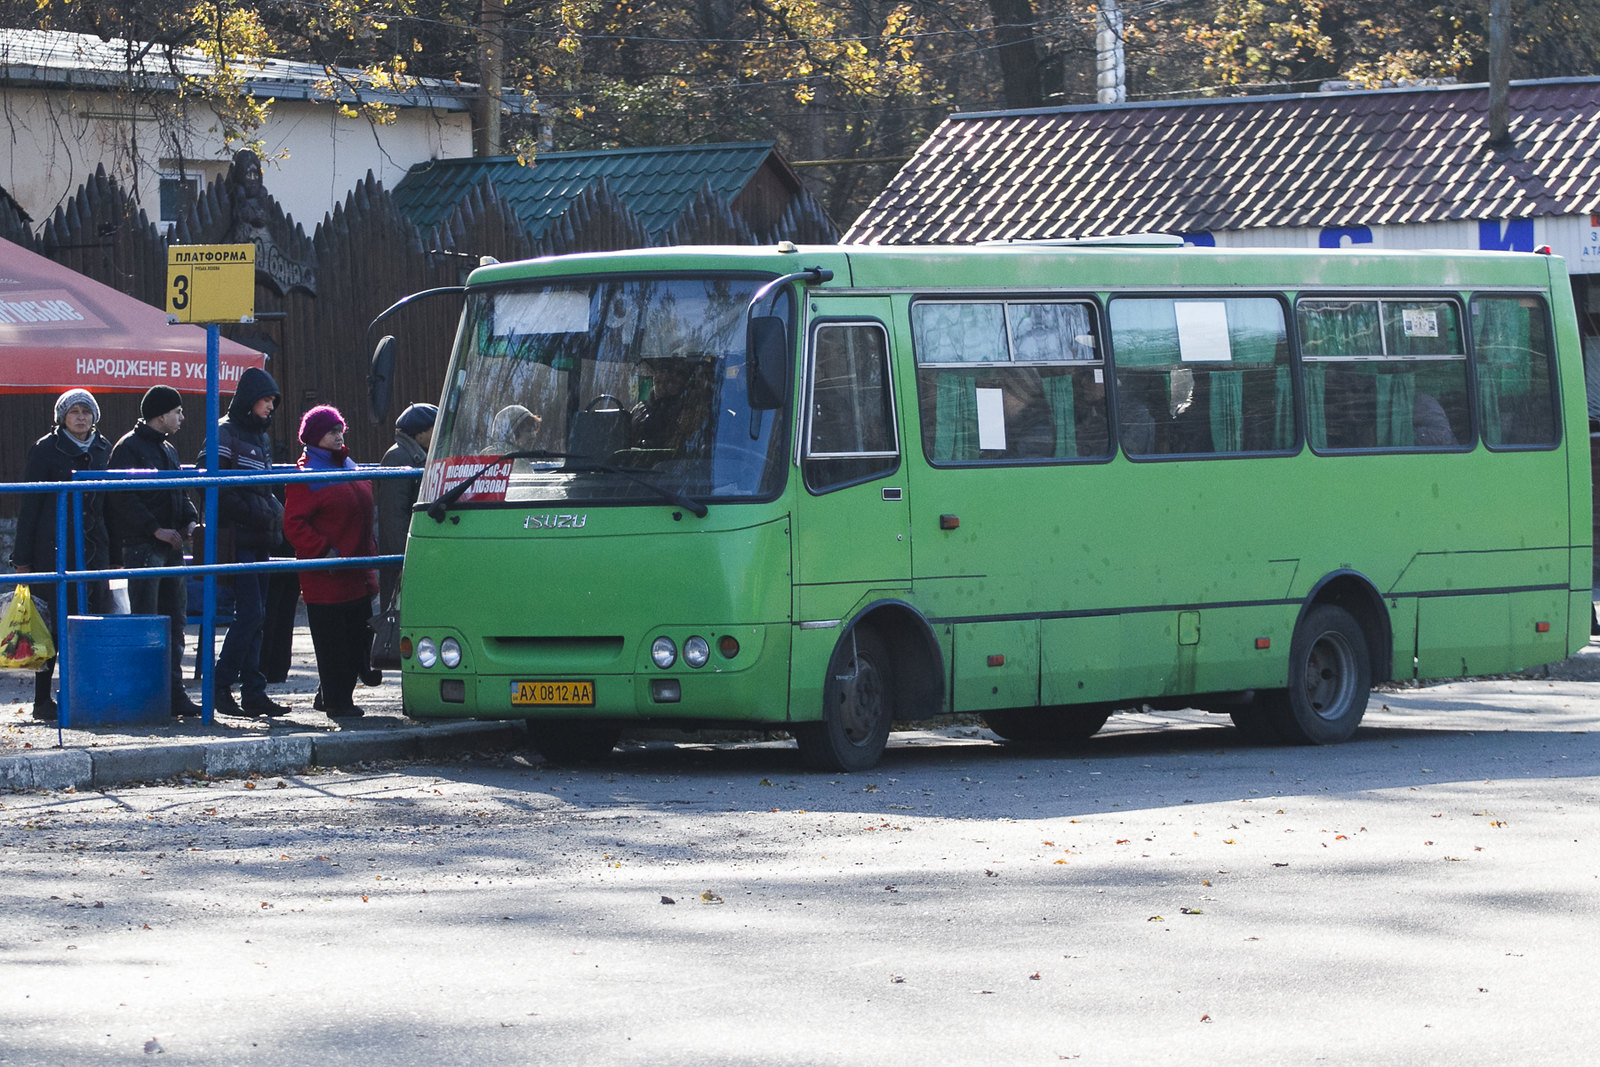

{"left": 1402, "top": 308, "right": 1439, "bottom": 337}
{"left": 419, "top": 455, "right": 513, "bottom": 504}
{"left": 976, "top": 388, "right": 1007, "bottom": 451}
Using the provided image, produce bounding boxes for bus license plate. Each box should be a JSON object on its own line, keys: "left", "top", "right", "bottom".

{"left": 512, "top": 680, "right": 595, "bottom": 707}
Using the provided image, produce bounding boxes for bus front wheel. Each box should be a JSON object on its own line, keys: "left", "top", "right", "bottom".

{"left": 796, "top": 627, "right": 894, "bottom": 772}
{"left": 1265, "top": 604, "right": 1371, "bottom": 744}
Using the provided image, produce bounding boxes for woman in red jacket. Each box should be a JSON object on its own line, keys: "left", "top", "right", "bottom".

{"left": 284, "top": 406, "right": 377, "bottom": 718}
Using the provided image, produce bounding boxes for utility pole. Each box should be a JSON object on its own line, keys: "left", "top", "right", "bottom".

{"left": 1488, "top": 0, "right": 1512, "bottom": 149}
{"left": 1096, "top": 0, "right": 1126, "bottom": 105}
{"left": 474, "top": 0, "right": 505, "bottom": 157}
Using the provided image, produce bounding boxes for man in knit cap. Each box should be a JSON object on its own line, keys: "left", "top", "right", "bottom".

{"left": 375, "top": 402, "right": 436, "bottom": 614}
{"left": 110, "top": 385, "right": 203, "bottom": 717}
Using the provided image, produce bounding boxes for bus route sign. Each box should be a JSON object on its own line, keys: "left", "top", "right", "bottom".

{"left": 166, "top": 244, "right": 256, "bottom": 324}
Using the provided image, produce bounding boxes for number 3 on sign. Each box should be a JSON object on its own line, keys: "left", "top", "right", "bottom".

{"left": 170, "top": 273, "right": 190, "bottom": 311}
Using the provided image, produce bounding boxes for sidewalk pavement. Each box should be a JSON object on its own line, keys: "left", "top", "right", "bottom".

{"left": 0, "top": 611, "right": 526, "bottom": 793}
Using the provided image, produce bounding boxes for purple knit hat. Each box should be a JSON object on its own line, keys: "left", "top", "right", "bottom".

{"left": 298, "top": 404, "right": 345, "bottom": 446}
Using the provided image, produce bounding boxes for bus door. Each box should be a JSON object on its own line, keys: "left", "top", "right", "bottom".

{"left": 791, "top": 304, "right": 911, "bottom": 622}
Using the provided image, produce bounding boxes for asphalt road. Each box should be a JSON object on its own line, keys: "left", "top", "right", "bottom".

{"left": 3, "top": 675, "right": 1599, "bottom": 1065}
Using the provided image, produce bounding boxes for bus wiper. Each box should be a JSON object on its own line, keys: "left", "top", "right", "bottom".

{"left": 561, "top": 461, "right": 709, "bottom": 518}
{"left": 427, "top": 450, "right": 709, "bottom": 521}
{"left": 427, "top": 450, "right": 553, "bottom": 522}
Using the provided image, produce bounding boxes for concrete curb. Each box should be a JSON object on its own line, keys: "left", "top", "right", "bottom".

{"left": 1, "top": 719, "right": 528, "bottom": 793}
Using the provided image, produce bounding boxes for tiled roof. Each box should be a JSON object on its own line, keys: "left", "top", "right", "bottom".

{"left": 392, "top": 143, "right": 784, "bottom": 237}
{"left": 846, "top": 78, "right": 1600, "bottom": 244}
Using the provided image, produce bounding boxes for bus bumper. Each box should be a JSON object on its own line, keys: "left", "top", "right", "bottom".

{"left": 401, "top": 623, "right": 792, "bottom": 724}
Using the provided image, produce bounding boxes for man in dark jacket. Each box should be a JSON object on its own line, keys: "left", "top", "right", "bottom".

{"left": 203, "top": 366, "right": 289, "bottom": 717}
{"left": 10, "top": 388, "right": 112, "bottom": 721}
{"left": 110, "top": 386, "right": 202, "bottom": 717}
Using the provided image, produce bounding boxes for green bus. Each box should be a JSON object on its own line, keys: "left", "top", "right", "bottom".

{"left": 397, "top": 240, "right": 1591, "bottom": 770}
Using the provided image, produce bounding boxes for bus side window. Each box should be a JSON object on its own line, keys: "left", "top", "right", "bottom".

{"left": 805, "top": 322, "right": 899, "bottom": 492}
{"left": 1299, "top": 297, "right": 1471, "bottom": 452}
{"left": 1471, "top": 295, "right": 1559, "bottom": 447}
{"left": 913, "top": 298, "right": 1110, "bottom": 464}
{"left": 1108, "top": 296, "right": 1293, "bottom": 457}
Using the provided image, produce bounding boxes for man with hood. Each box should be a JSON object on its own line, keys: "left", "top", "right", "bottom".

{"left": 10, "top": 388, "right": 112, "bottom": 721}
{"left": 110, "top": 385, "right": 202, "bottom": 718}
{"left": 203, "top": 366, "right": 290, "bottom": 717}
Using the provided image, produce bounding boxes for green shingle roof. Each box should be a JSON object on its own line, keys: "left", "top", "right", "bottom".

{"left": 392, "top": 142, "right": 781, "bottom": 239}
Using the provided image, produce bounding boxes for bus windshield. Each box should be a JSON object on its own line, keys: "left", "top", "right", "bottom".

{"left": 433, "top": 275, "right": 789, "bottom": 507}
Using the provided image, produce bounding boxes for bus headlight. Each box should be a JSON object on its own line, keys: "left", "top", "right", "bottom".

{"left": 683, "top": 636, "right": 710, "bottom": 668}
{"left": 440, "top": 637, "right": 462, "bottom": 668}
{"left": 650, "top": 636, "right": 677, "bottom": 669}
{"left": 416, "top": 637, "right": 439, "bottom": 669}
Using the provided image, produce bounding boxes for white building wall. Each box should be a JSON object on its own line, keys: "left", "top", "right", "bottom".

{"left": 1190, "top": 216, "right": 1600, "bottom": 274}
{"left": 0, "top": 85, "right": 472, "bottom": 234}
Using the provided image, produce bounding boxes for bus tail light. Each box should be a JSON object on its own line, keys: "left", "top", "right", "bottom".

{"left": 1535, "top": 621, "right": 1551, "bottom": 633}
{"left": 987, "top": 654, "right": 1005, "bottom": 667}
{"left": 1256, "top": 638, "right": 1271, "bottom": 650}
{"left": 940, "top": 514, "right": 960, "bottom": 530}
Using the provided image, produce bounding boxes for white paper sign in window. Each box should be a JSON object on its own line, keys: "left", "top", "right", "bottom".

{"left": 1175, "top": 301, "right": 1233, "bottom": 362}
{"left": 976, "top": 387, "right": 1008, "bottom": 451}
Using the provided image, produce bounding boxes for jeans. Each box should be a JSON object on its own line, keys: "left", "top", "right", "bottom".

{"left": 215, "top": 545, "right": 270, "bottom": 698}
{"left": 122, "top": 541, "right": 189, "bottom": 693}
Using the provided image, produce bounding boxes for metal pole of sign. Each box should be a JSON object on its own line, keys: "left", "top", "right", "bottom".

{"left": 200, "top": 322, "right": 220, "bottom": 726}
{"left": 54, "top": 491, "right": 69, "bottom": 737}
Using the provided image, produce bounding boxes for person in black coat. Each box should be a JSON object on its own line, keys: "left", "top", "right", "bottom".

{"left": 199, "top": 366, "right": 289, "bottom": 717}
{"left": 109, "top": 386, "right": 202, "bottom": 717}
{"left": 9, "top": 388, "right": 112, "bottom": 722}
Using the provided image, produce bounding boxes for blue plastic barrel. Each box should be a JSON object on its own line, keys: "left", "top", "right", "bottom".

{"left": 66, "top": 615, "right": 171, "bottom": 725}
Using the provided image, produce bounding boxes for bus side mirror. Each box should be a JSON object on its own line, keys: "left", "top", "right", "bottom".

{"left": 368, "top": 335, "right": 396, "bottom": 425}
{"left": 747, "top": 316, "right": 790, "bottom": 411}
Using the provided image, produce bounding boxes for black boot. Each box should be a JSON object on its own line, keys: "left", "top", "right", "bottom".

{"left": 213, "top": 682, "right": 242, "bottom": 716}
{"left": 32, "top": 671, "right": 56, "bottom": 722}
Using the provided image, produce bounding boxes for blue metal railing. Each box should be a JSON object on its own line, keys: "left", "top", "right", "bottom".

{"left": 3, "top": 464, "right": 416, "bottom": 732}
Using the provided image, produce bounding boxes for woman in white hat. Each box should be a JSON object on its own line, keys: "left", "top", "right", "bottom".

{"left": 8, "top": 388, "right": 113, "bottom": 721}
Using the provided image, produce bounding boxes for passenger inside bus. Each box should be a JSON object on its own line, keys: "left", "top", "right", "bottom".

{"left": 487, "top": 404, "right": 543, "bottom": 454}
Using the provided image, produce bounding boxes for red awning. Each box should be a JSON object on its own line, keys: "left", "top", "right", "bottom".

{"left": 0, "top": 236, "right": 265, "bottom": 395}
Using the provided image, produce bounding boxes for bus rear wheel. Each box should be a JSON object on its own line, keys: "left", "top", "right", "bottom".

{"left": 1264, "top": 604, "right": 1371, "bottom": 745}
{"left": 796, "top": 627, "right": 894, "bottom": 772}
{"left": 984, "top": 707, "right": 1110, "bottom": 744}
{"left": 526, "top": 722, "right": 622, "bottom": 764}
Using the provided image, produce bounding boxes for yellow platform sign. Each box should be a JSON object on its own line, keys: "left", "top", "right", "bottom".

{"left": 166, "top": 244, "right": 256, "bottom": 324}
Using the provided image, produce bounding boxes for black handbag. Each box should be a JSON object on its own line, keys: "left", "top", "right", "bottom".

{"left": 369, "top": 584, "right": 402, "bottom": 669}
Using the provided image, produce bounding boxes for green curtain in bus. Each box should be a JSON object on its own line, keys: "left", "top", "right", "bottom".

{"left": 1473, "top": 297, "right": 1533, "bottom": 446}
{"left": 1209, "top": 370, "right": 1243, "bottom": 452}
{"left": 1376, "top": 371, "right": 1416, "bottom": 447}
{"left": 1273, "top": 365, "right": 1294, "bottom": 450}
{"left": 934, "top": 373, "right": 980, "bottom": 460}
{"left": 1043, "top": 374, "right": 1077, "bottom": 457}
{"left": 1305, "top": 363, "right": 1328, "bottom": 449}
